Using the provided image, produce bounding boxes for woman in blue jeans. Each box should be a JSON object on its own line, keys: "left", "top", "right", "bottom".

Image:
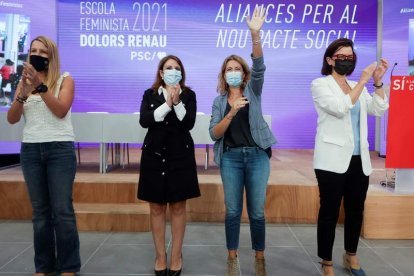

{"left": 209, "top": 7, "right": 276, "bottom": 276}
{"left": 7, "top": 36, "right": 80, "bottom": 276}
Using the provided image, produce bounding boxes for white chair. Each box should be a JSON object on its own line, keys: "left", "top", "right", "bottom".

{"left": 71, "top": 112, "right": 106, "bottom": 172}
{"left": 191, "top": 114, "right": 214, "bottom": 169}
{"left": 102, "top": 113, "right": 146, "bottom": 171}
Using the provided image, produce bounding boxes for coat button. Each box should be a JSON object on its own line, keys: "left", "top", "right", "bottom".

{"left": 162, "top": 159, "right": 165, "bottom": 162}
{"left": 162, "top": 172, "right": 165, "bottom": 175}
{"left": 186, "top": 145, "right": 189, "bottom": 148}
{"left": 150, "top": 104, "right": 154, "bottom": 107}
{"left": 166, "top": 121, "right": 169, "bottom": 125}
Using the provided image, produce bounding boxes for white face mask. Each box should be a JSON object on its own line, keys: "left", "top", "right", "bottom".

{"left": 163, "top": 69, "right": 182, "bottom": 86}
{"left": 225, "top": 71, "right": 243, "bottom": 87}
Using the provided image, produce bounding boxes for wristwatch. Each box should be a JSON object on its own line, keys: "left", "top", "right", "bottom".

{"left": 35, "top": 83, "right": 48, "bottom": 93}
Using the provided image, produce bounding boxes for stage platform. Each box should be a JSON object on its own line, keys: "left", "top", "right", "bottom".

{"left": 0, "top": 147, "right": 413, "bottom": 239}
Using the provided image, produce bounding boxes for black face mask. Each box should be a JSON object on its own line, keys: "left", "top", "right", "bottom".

{"left": 30, "top": 55, "right": 49, "bottom": 72}
{"left": 333, "top": 59, "right": 354, "bottom": 75}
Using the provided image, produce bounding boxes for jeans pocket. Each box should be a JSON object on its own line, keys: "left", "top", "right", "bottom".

{"left": 21, "top": 142, "right": 31, "bottom": 151}
{"left": 55, "top": 141, "right": 75, "bottom": 150}
{"left": 264, "top": 147, "right": 272, "bottom": 158}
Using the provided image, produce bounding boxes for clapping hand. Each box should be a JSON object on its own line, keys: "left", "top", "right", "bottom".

{"left": 166, "top": 84, "right": 180, "bottom": 107}
{"left": 171, "top": 84, "right": 181, "bottom": 105}
{"left": 360, "top": 62, "right": 377, "bottom": 84}
{"left": 19, "top": 76, "right": 31, "bottom": 98}
{"left": 373, "top": 58, "right": 389, "bottom": 84}
{"left": 23, "top": 62, "right": 42, "bottom": 89}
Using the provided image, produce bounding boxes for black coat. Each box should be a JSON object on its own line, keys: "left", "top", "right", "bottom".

{"left": 137, "top": 87, "right": 200, "bottom": 203}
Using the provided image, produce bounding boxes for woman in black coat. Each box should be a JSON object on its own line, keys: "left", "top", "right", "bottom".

{"left": 138, "top": 55, "right": 200, "bottom": 276}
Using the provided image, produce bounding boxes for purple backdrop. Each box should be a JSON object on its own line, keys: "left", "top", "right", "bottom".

{"left": 58, "top": 0, "right": 378, "bottom": 149}
{"left": 0, "top": 0, "right": 378, "bottom": 153}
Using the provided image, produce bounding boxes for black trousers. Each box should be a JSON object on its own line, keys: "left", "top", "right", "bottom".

{"left": 315, "top": 156, "right": 369, "bottom": 261}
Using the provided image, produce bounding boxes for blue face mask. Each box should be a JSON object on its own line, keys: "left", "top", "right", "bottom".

{"left": 225, "top": 71, "right": 243, "bottom": 87}
{"left": 163, "top": 69, "right": 182, "bottom": 86}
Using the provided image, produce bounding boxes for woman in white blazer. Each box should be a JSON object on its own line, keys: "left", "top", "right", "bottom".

{"left": 311, "top": 38, "right": 389, "bottom": 276}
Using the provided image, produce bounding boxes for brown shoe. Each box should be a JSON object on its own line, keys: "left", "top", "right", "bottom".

{"left": 61, "top": 273, "right": 76, "bottom": 276}
{"left": 319, "top": 261, "right": 334, "bottom": 276}
{"left": 255, "top": 257, "right": 267, "bottom": 276}
{"left": 33, "top": 273, "right": 55, "bottom": 276}
{"left": 343, "top": 253, "right": 366, "bottom": 276}
{"left": 226, "top": 256, "right": 240, "bottom": 276}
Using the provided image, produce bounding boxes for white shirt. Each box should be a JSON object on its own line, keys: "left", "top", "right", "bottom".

{"left": 153, "top": 86, "right": 186, "bottom": 122}
{"left": 22, "top": 72, "right": 74, "bottom": 142}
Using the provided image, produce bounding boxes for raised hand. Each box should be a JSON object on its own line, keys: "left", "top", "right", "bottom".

{"left": 246, "top": 6, "right": 267, "bottom": 34}
{"left": 373, "top": 58, "right": 389, "bottom": 84}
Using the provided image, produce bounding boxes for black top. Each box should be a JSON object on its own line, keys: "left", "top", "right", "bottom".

{"left": 224, "top": 102, "right": 257, "bottom": 148}
{"left": 139, "top": 88, "right": 197, "bottom": 154}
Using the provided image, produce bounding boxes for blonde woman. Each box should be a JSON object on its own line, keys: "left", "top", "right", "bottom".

{"left": 7, "top": 36, "right": 80, "bottom": 276}
{"left": 209, "top": 7, "right": 276, "bottom": 276}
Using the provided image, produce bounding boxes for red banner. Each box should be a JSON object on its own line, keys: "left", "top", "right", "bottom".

{"left": 386, "top": 76, "right": 414, "bottom": 168}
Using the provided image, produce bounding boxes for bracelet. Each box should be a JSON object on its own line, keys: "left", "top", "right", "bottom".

{"left": 253, "top": 39, "right": 261, "bottom": 45}
{"left": 173, "top": 100, "right": 181, "bottom": 106}
{"left": 16, "top": 94, "right": 28, "bottom": 104}
{"left": 16, "top": 97, "right": 26, "bottom": 104}
{"left": 373, "top": 82, "right": 383, "bottom": 88}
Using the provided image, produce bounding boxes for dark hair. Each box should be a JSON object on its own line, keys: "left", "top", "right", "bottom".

{"left": 16, "top": 64, "right": 23, "bottom": 75}
{"left": 151, "top": 55, "right": 187, "bottom": 90}
{"left": 321, "top": 38, "right": 357, "bottom": 76}
{"left": 5, "top": 59, "right": 14, "bottom": 66}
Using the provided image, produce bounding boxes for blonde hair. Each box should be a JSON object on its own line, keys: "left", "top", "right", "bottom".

{"left": 217, "top": 55, "right": 251, "bottom": 95}
{"left": 28, "top": 36, "right": 61, "bottom": 92}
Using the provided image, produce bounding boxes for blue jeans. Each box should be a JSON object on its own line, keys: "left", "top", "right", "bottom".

{"left": 220, "top": 147, "right": 270, "bottom": 251}
{"left": 20, "top": 142, "right": 80, "bottom": 273}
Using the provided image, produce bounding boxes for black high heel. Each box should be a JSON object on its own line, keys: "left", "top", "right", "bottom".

{"left": 155, "top": 268, "right": 168, "bottom": 276}
{"left": 155, "top": 252, "right": 168, "bottom": 276}
{"left": 168, "top": 254, "right": 182, "bottom": 276}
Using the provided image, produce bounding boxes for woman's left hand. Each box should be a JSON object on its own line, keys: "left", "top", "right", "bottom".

{"left": 246, "top": 6, "right": 267, "bottom": 33}
{"left": 171, "top": 84, "right": 181, "bottom": 105}
{"left": 373, "top": 58, "right": 389, "bottom": 84}
{"left": 22, "top": 62, "right": 42, "bottom": 89}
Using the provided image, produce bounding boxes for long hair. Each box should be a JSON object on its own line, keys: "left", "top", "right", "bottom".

{"left": 151, "top": 55, "right": 187, "bottom": 91}
{"left": 321, "top": 38, "right": 357, "bottom": 76}
{"left": 217, "top": 55, "right": 251, "bottom": 95}
{"left": 28, "top": 36, "right": 61, "bottom": 91}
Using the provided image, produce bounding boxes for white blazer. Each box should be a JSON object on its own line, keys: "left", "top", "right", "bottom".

{"left": 311, "top": 75, "right": 389, "bottom": 176}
